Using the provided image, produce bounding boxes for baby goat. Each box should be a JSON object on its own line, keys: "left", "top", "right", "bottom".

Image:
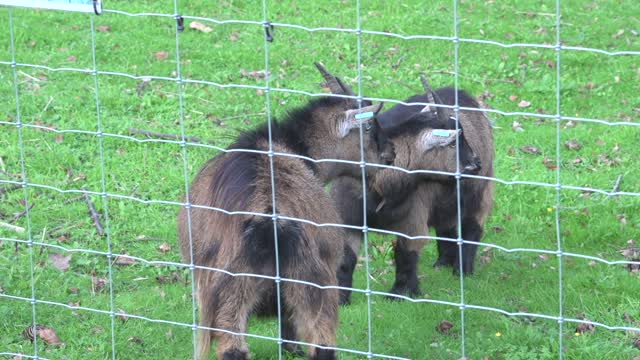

{"left": 177, "top": 65, "right": 389, "bottom": 359}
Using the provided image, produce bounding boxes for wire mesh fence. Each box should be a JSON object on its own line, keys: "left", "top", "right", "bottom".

{"left": 1, "top": 1, "right": 639, "bottom": 359}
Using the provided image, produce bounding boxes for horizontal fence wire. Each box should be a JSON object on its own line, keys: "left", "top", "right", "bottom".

{"left": 1, "top": 2, "right": 639, "bottom": 359}
{"left": 2, "top": 60, "right": 640, "bottom": 128}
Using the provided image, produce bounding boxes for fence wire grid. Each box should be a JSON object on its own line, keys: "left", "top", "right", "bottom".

{"left": 1, "top": 1, "right": 639, "bottom": 360}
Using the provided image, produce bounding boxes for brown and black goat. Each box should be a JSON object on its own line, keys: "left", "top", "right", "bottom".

{"left": 324, "top": 71, "right": 494, "bottom": 303}
{"left": 177, "top": 66, "right": 390, "bottom": 360}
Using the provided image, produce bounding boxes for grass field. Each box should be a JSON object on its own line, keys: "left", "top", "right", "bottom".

{"left": 1, "top": 0, "right": 639, "bottom": 359}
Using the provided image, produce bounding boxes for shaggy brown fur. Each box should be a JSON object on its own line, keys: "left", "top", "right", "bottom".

{"left": 178, "top": 95, "right": 389, "bottom": 360}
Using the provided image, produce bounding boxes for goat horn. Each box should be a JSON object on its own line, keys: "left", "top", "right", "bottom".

{"left": 420, "top": 75, "right": 437, "bottom": 105}
{"left": 314, "top": 62, "right": 356, "bottom": 96}
{"left": 420, "top": 75, "right": 448, "bottom": 122}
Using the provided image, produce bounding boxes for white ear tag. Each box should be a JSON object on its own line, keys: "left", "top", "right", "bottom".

{"left": 432, "top": 129, "right": 452, "bottom": 137}
{"left": 355, "top": 111, "right": 374, "bottom": 120}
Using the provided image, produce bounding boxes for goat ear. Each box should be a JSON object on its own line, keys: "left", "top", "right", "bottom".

{"left": 338, "top": 102, "right": 384, "bottom": 138}
{"left": 418, "top": 128, "right": 460, "bottom": 151}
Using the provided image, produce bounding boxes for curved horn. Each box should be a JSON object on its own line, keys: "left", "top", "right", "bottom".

{"left": 314, "top": 62, "right": 356, "bottom": 96}
{"left": 420, "top": 75, "right": 448, "bottom": 122}
{"left": 420, "top": 75, "right": 437, "bottom": 105}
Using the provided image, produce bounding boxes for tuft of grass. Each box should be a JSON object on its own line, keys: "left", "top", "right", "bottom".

{"left": 1, "top": 1, "right": 639, "bottom": 359}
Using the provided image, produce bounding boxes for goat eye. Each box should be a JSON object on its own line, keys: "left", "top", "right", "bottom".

{"left": 365, "top": 122, "right": 372, "bottom": 132}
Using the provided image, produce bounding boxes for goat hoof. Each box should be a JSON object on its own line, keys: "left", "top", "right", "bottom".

{"left": 222, "top": 349, "right": 250, "bottom": 360}
{"left": 311, "top": 347, "right": 336, "bottom": 360}
{"left": 386, "top": 284, "right": 421, "bottom": 300}
{"left": 433, "top": 256, "right": 455, "bottom": 268}
{"left": 339, "top": 290, "right": 352, "bottom": 306}
{"left": 452, "top": 266, "right": 474, "bottom": 277}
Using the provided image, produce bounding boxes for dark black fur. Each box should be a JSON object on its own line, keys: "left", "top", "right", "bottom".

{"left": 336, "top": 244, "right": 357, "bottom": 304}
{"left": 313, "top": 348, "right": 336, "bottom": 360}
{"left": 388, "top": 241, "right": 421, "bottom": 297}
{"left": 376, "top": 88, "right": 481, "bottom": 126}
{"left": 207, "top": 151, "right": 258, "bottom": 211}
{"left": 335, "top": 87, "right": 493, "bottom": 301}
{"left": 241, "top": 219, "right": 305, "bottom": 274}
{"left": 221, "top": 349, "right": 249, "bottom": 360}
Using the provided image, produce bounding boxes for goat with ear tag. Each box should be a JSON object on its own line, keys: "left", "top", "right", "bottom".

{"left": 331, "top": 76, "right": 494, "bottom": 304}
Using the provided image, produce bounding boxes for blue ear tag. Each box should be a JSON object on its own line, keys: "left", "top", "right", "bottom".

{"left": 355, "top": 111, "right": 374, "bottom": 120}
{"left": 432, "top": 129, "right": 451, "bottom": 137}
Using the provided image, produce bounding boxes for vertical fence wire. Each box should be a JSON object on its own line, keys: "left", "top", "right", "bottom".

{"left": 554, "top": 0, "right": 565, "bottom": 358}
{"left": 7, "top": 8, "right": 40, "bottom": 359}
{"left": 354, "top": 0, "right": 375, "bottom": 358}
{"left": 261, "top": 1, "right": 285, "bottom": 359}
{"left": 452, "top": 0, "right": 467, "bottom": 357}
{"left": 171, "top": 0, "right": 200, "bottom": 357}
{"left": 88, "top": 14, "right": 117, "bottom": 360}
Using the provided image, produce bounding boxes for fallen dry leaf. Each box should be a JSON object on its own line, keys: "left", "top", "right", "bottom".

{"left": 617, "top": 214, "right": 627, "bottom": 225}
{"left": 479, "top": 247, "right": 492, "bottom": 264}
{"left": 54, "top": 134, "right": 64, "bottom": 143}
{"left": 518, "top": 100, "right": 531, "bottom": 108}
{"left": 564, "top": 140, "right": 582, "bottom": 151}
{"left": 96, "top": 25, "right": 111, "bottom": 32}
{"left": 512, "top": 121, "right": 524, "bottom": 132}
{"left": 128, "top": 337, "right": 144, "bottom": 344}
{"left": 49, "top": 253, "right": 71, "bottom": 272}
{"left": 256, "top": 89, "right": 265, "bottom": 96}
{"left": 612, "top": 144, "right": 620, "bottom": 153}
{"left": 240, "top": 69, "right": 270, "bottom": 80}
{"left": 542, "top": 157, "right": 557, "bottom": 170}
{"left": 508, "top": 95, "right": 518, "bottom": 101}
{"left": 612, "top": 29, "right": 625, "bottom": 39}
{"left": 575, "top": 319, "right": 595, "bottom": 334}
{"left": 158, "top": 242, "right": 171, "bottom": 253}
{"left": 22, "top": 325, "right": 63, "bottom": 346}
{"left": 189, "top": 21, "right": 212, "bottom": 33}
{"left": 154, "top": 51, "right": 169, "bottom": 61}
{"left": 67, "top": 55, "right": 77, "bottom": 62}
{"left": 92, "top": 274, "right": 109, "bottom": 293}
{"left": 623, "top": 312, "right": 637, "bottom": 324}
{"left": 114, "top": 255, "right": 136, "bottom": 266}
{"left": 520, "top": 145, "right": 541, "bottom": 155}
{"left": 436, "top": 320, "right": 454, "bottom": 334}
{"left": 117, "top": 308, "right": 129, "bottom": 322}
{"left": 597, "top": 154, "right": 621, "bottom": 167}
{"left": 588, "top": 261, "right": 597, "bottom": 267}
{"left": 156, "top": 271, "right": 183, "bottom": 284}
{"left": 229, "top": 32, "right": 239, "bottom": 41}
{"left": 67, "top": 287, "right": 79, "bottom": 294}
{"left": 563, "top": 120, "right": 577, "bottom": 128}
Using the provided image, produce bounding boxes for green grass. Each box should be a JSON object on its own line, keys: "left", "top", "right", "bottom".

{"left": 1, "top": 0, "right": 639, "bottom": 359}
